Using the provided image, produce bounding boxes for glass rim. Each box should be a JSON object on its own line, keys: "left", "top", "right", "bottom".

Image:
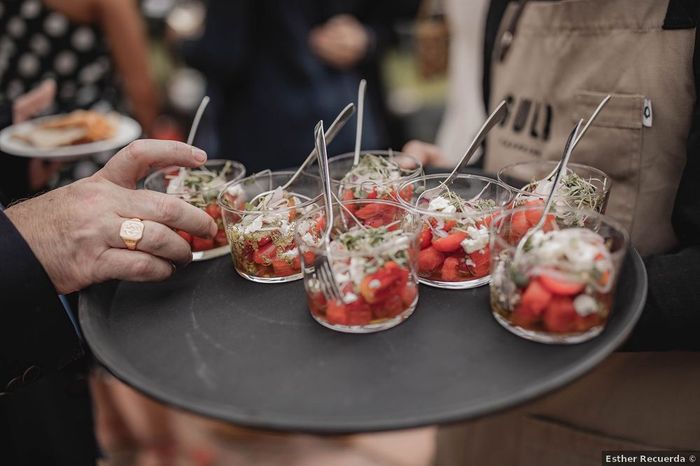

{"left": 396, "top": 173, "right": 514, "bottom": 218}
{"left": 326, "top": 150, "right": 424, "bottom": 184}
{"left": 490, "top": 204, "right": 630, "bottom": 256}
{"left": 496, "top": 160, "right": 611, "bottom": 195}
{"left": 144, "top": 159, "right": 246, "bottom": 196}
{"left": 217, "top": 169, "right": 323, "bottom": 214}
{"left": 295, "top": 198, "right": 420, "bottom": 257}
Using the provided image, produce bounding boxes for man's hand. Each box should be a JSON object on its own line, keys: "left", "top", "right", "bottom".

{"left": 5, "top": 140, "right": 217, "bottom": 294}
{"left": 402, "top": 140, "right": 450, "bottom": 168}
{"left": 309, "top": 15, "right": 370, "bottom": 70}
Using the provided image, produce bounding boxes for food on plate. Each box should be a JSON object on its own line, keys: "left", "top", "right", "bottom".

{"left": 226, "top": 187, "right": 318, "bottom": 280}
{"left": 297, "top": 211, "right": 419, "bottom": 331}
{"left": 415, "top": 190, "right": 497, "bottom": 285}
{"left": 13, "top": 110, "right": 116, "bottom": 148}
{"left": 491, "top": 226, "right": 615, "bottom": 339}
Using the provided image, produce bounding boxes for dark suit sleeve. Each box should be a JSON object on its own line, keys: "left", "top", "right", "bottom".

{"left": 0, "top": 211, "right": 83, "bottom": 393}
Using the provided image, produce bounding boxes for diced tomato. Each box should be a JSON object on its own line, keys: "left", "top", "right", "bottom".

{"left": 359, "top": 261, "right": 409, "bottom": 304}
{"left": 510, "top": 211, "right": 530, "bottom": 239}
{"left": 441, "top": 256, "right": 461, "bottom": 281}
{"left": 467, "top": 246, "right": 490, "bottom": 277}
{"left": 432, "top": 231, "right": 467, "bottom": 253}
{"left": 543, "top": 296, "right": 577, "bottom": 333}
{"left": 539, "top": 274, "right": 585, "bottom": 296}
{"left": 258, "top": 236, "right": 272, "bottom": 247}
{"left": 205, "top": 203, "right": 222, "bottom": 220}
{"left": 511, "top": 304, "right": 541, "bottom": 328}
{"left": 418, "top": 247, "right": 445, "bottom": 273}
{"left": 443, "top": 219, "right": 457, "bottom": 232}
{"left": 272, "top": 260, "right": 297, "bottom": 276}
{"left": 372, "top": 294, "right": 402, "bottom": 319}
{"left": 192, "top": 236, "right": 214, "bottom": 251}
{"left": 253, "top": 242, "right": 277, "bottom": 265}
{"left": 346, "top": 299, "right": 373, "bottom": 326}
{"left": 419, "top": 228, "right": 433, "bottom": 249}
{"left": 177, "top": 229, "right": 192, "bottom": 244}
{"left": 326, "top": 300, "right": 349, "bottom": 325}
{"left": 524, "top": 199, "right": 545, "bottom": 225}
{"left": 214, "top": 229, "right": 228, "bottom": 247}
{"left": 400, "top": 282, "right": 418, "bottom": 306}
{"left": 355, "top": 203, "right": 384, "bottom": 220}
{"left": 399, "top": 184, "right": 414, "bottom": 202}
{"left": 367, "top": 188, "right": 378, "bottom": 199}
{"left": 307, "top": 292, "right": 327, "bottom": 316}
{"left": 520, "top": 279, "right": 552, "bottom": 314}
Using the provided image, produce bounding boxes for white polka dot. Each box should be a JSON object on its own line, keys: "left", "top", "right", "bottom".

{"left": 55, "top": 51, "right": 77, "bottom": 75}
{"left": 8, "top": 17, "right": 26, "bottom": 38}
{"left": 7, "top": 80, "right": 25, "bottom": 99}
{"left": 30, "top": 34, "right": 51, "bottom": 55}
{"left": 44, "top": 12, "right": 68, "bottom": 37}
{"left": 71, "top": 27, "right": 95, "bottom": 51}
{"left": 18, "top": 53, "right": 39, "bottom": 77}
{"left": 59, "top": 82, "right": 76, "bottom": 99}
{"left": 78, "top": 61, "right": 107, "bottom": 84}
{"left": 76, "top": 85, "right": 98, "bottom": 105}
{"left": 21, "top": 0, "right": 41, "bottom": 19}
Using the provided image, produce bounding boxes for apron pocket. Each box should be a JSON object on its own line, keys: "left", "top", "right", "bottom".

{"left": 571, "top": 90, "right": 644, "bottom": 229}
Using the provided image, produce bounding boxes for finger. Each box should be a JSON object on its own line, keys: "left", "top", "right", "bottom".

{"left": 122, "top": 189, "right": 218, "bottom": 238}
{"left": 111, "top": 219, "right": 192, "bottom": 267}
{"left": 99, "top": 139, "right": 207, "bottom": 188}
{"left": 13, "top": 79, "right": 56, "bottom": 123}
{"left": 94, "top": 249, "right": 174, "bottom": 284}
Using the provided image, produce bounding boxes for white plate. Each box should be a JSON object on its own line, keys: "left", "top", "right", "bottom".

{"left": 0, "top": 114, "right": 142, "bottom": 160}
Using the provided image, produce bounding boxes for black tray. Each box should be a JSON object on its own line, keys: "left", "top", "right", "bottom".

{"left": 79, "top": 250, "right": 647, "bottom": 434}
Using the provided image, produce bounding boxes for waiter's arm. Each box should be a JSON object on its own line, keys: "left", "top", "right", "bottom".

{"left": 0, "top": 211, "right": 83, "bottom": 393}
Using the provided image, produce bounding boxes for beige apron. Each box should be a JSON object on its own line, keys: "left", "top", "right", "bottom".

{"left": 437, "top": 2, "right": 700, "bottom": 464}
{"left": 483, "top": 0, "right": 695, "bottom": 256}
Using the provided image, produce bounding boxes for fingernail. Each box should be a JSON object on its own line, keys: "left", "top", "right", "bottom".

{"left": 194, "top": 148, "right": 207, "bottom": 163}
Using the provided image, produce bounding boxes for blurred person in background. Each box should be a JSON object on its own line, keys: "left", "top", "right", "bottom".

{"left": 184, "top": 0, "right": 420, "bottom": 172}
{"left": 0, "top": 0, "right": 158, "bottom": 201}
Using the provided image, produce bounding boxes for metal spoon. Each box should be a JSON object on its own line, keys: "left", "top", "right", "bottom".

{"left": 352, "top": 79, "right": 367, "bottom": 167}
{"left": 514, "top": 119, "right": 584, "bottom": 259}
{"left": 416, "top": 99, "right": 508, "bottom": 205}
{"left": 248, "top": 103, "right": 355, "bottom": 206}
{"left": 187, "top": 95, "right": 210, "bottom": 146}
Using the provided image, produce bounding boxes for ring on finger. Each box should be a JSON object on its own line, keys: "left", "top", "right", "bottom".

{"left": 120, "top": 218, "right": 145, "bottom": 250}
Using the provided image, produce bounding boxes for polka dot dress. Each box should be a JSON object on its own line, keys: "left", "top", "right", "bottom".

{"left": 0, "top": 0, "right": 122, "bottom": 183}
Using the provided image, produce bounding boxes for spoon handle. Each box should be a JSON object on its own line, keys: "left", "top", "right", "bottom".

{"left": 540, "top": 119, "right": 584, "bottom": 226}
{"left": 315, "top": 121, "right": 334, "bottom": 239}
{"left": 282, "top": 103, "right": 355, "bottom": 190}
{"left": 352, "top": 79, "right": 367, "bottom": 167}
{"left": 444, "top": 99, "right": 508, "bottom": 185}
{"left": 187, "top": 96, "right": 210, "bottom": 146}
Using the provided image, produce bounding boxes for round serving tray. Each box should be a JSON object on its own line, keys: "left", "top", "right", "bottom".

{"left": 79, "top": 249, "right": 646, "bottom": 434}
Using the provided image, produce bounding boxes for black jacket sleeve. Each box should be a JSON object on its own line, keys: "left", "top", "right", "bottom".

{"left": 0, "top": 211, "right": 83, "bottom": 394}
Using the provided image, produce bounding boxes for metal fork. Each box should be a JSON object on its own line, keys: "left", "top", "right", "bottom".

{"left": 313, "top": 120, "right": 343, "bottom": 302}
